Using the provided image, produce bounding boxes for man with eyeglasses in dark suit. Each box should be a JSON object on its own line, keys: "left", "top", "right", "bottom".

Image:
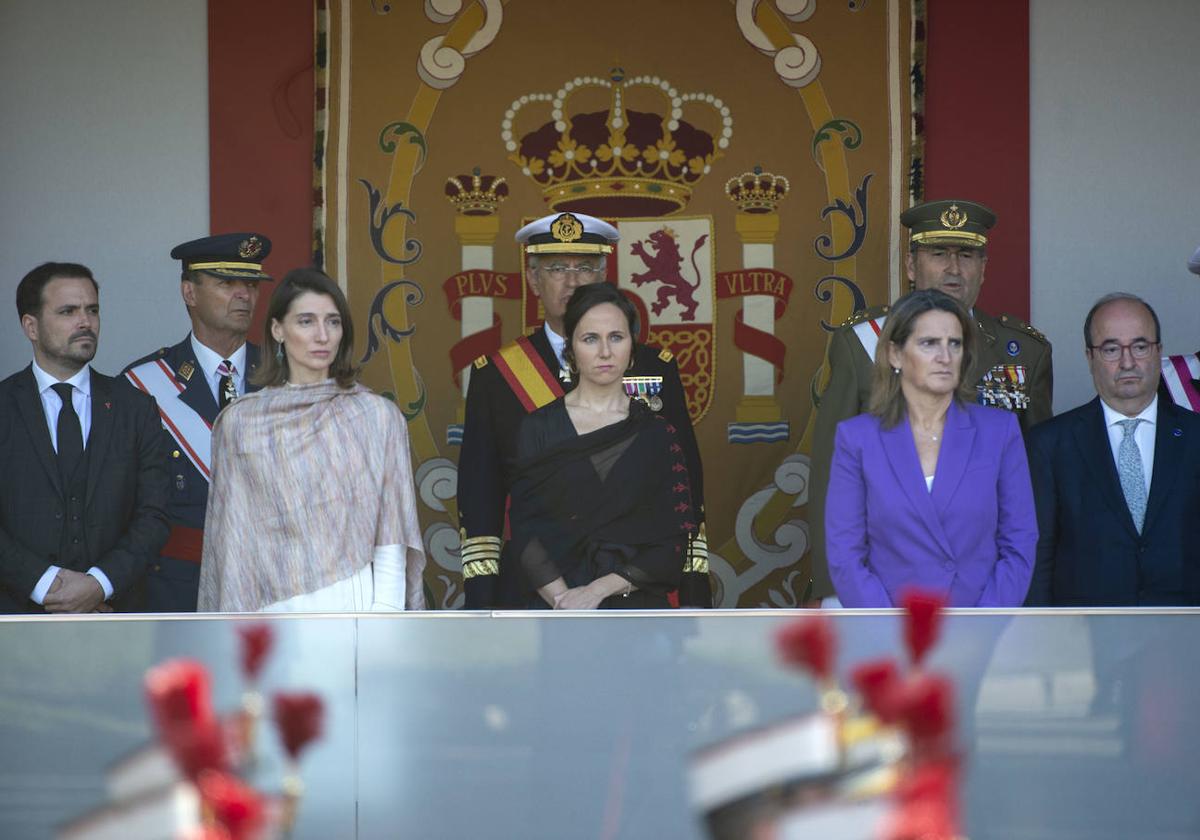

{"left": 458, "top": 211, "right": 711, "bottom": 609}
{"left": 1026, "top": 292, "right": 1200, "bottom": 606}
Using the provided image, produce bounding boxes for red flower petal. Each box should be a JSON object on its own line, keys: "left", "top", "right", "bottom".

{"left": 775, "top": 616, "right": 836, "bottom": 681}
{"left": 273, "top": 692, "right": 325, "bottom": 761}
{"left": 145, "top": 659, "right": 215, "bottom": 732}
{"left": 236, "top": 625, "right": 274, "bottom": 683}
{"left": 850, "top": 658, "right": 902, "bottom": 723}
{"left": 897, "top": 673, "right": 956, "bottom": 753}
{"left": 900, "top": 588, "right": 946, "bottom": 666}
{"left": 197, "top": 769, "right": 266, "bottom": 840}
{"left": 145, "top": 660, "right": 228, "bottom": 780}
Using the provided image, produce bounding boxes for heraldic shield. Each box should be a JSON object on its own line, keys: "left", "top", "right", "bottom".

{"left": 616, "top": 217, "right": 716, "bottom": 422}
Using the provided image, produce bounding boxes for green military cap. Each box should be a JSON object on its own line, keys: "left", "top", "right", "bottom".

{"left": 901, "top": 199, "right": 996, "bottom": 248}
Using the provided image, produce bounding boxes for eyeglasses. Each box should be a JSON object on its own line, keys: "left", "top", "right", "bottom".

{"left": 1087, "top": 340, "right": 1159, "bottom": 362}
{"left": 539, "top": 264, "right": 601, "bottom": 279}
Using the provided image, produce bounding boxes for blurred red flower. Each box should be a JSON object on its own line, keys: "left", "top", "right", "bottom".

{"left": 236, "top": 624, "right": 274, "bottom": 683}
{"left": 145, "top": 660, "right": 228, "bottom": 781}
{"left": 900, "top": 589, "right": 946, "bottom": 667}
{"left": 274, "top": 692, "right": 325, "bottom": 761}
{"left": 197, "top": 769, "right": 266, "bottom": 840}
{"left": 775, "top": 616, "right": 836, "bottom": 680}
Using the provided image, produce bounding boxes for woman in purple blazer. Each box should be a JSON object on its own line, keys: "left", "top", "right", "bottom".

{"left": 825, "top": 289, "right": 1037, "bottom": 607}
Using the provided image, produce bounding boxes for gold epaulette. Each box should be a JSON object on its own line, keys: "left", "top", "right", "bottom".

{"left": 473, "top": 355, "right": 489, "bottom": 369}
{"left": 999, "top": 314, "right": 1049, "bottom": 344}
{"left": 841, "top": 304, "right": 889, "bottom": 329}
{"left": 658, "top": 348, "right": 674, "bottom": 363}
{"left": 461, "top": 532, "right": 501, "bottom": 579}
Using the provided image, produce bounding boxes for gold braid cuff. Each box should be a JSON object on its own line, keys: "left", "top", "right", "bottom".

{"left": 462, "top": 536, "right": 501, "bottom": 579}
{"left": 684, "top": 527, "right": 709, "bottom": 574}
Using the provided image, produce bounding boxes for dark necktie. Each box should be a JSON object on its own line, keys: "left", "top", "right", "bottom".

{"left": 51, "top": 382, "right": 83, "bottom": 481}
{"left": 216, "top": 359, "right": 237, "bottom": 409}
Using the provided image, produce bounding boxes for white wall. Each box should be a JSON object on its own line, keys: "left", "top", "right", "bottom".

{"left": 1031, "top": 0, "right": 1200, "bottom": 413}
{"left": 0, "top": 0, "right": 208, "bottom": 378}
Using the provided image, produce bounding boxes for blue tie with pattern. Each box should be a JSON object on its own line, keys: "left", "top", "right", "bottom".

{"left": 1116, "top": 418, "right": 1146, "bottom": 533}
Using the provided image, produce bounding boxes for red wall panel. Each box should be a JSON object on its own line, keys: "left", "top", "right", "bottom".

{"left": 208, "top": 0, "right": 314, "bottom": 336}
{"left": 923, "top": 0, "right": 1031, "bottom": 320}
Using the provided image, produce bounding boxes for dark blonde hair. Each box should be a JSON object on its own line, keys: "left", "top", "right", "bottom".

{"left": 867, "top": 289, "right": 975, "bottom": 428}
{"left": 252, "top": 268, "right": 358, "bottom": 389}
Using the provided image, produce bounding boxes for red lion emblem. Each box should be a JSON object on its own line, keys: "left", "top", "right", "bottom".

{"left": 629, "top": 229, "right": 709, "bottom": 322}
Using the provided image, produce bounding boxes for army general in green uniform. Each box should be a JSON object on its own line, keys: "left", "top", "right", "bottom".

{"left": 809, "top": 199, "right": 1053, "bottom": 603}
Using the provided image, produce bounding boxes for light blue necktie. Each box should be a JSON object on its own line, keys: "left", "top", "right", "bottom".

{"left": 1116, "top": 418, "right": 1146, "bottom": 533}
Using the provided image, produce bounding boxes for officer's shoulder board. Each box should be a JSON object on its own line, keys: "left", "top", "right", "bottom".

{"left": 998, "top": 314, "right": 1049, "bottom": 345}
{"left": 841, "top": 303, "right": 890, "bottom": 329}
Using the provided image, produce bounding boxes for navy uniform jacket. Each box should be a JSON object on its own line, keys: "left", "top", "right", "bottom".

{"left": 458, "top": 327, "right": 710, "bottom": 608}
{"left": 123, "top": 336, "right": 260, "bottom": 609}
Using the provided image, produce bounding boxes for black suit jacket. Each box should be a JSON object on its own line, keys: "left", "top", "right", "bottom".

{"left": 0, "top": 366, "right": 170, "bottom": 612}
{"left": 1025, "top": 397, "right": 1200, "bottom": 606}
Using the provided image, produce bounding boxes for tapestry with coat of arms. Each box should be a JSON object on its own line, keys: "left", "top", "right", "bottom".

{"left": 315, "top": 0, "right": 924, "bottom": 608}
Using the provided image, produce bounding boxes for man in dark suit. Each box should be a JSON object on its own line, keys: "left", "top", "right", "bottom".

{"left": 1026, "top": 293, "right": 1200, "bottom": 606}
{"left": 123, "top": 233, "right": 271, "bottom": 611}
{"left": 1, "top": 262, "right": 169, "bottom": 613}
{"left": 459, "top": 212, "right": 710, "bottom": 608}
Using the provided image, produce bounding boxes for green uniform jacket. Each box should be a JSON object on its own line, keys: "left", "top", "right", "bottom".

{"left": 808, "top": 305, "right": 1053, "bottom": 599}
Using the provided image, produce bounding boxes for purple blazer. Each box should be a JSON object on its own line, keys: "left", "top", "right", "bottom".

{"left": 825, "top": 400, "right": 1037, "bottom": 607}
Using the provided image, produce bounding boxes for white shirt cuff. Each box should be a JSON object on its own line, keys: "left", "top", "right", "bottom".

{"left": 86, "top": 567, "right": 114, "bottom": 601}
{"left": 31, "top": 566, "right": 62, "bottom": 605}
{"left": 371, "top": 544, "right": 406, "bottom": 611}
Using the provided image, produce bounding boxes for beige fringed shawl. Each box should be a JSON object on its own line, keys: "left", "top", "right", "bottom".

{"left": 198, "top": 381, "right": 426, "bottom": 611}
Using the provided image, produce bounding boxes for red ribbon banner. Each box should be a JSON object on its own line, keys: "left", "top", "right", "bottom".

{"left": 716, "top": 269, "right": 794, "bottom": 383}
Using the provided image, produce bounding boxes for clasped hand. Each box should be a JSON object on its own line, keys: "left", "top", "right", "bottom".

{"left": 43, "top": 569, "right": 108, "bottom": 613}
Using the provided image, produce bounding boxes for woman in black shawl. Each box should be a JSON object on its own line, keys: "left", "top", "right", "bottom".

{"left": 509, "top": 283, "right": 697, "bottom": 609}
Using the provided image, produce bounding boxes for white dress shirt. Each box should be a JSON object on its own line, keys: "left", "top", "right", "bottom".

{"left": 1100, "top": 395, "right": 1157, "bottom": 492}
{"left": 29, "top": 361, "right": 113, "bottom": 603}
{"left": 543, "top": 323, "right": 567, "bottom": 370}
{"left": 190, "top": 334, "right": 248, "bottom": 404}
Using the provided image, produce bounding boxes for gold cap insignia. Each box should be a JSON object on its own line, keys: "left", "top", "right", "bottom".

{"left": 177, "top": 361, "right": 195, "bottom": 381}
{"left": 238, "top": 235, "right": 264, "bottom": 259}
{"left": 551, "top": 213, "right": 583, "bottom": 244}
{"left": 940, "top": 203, "right": 968, "bottom": 230}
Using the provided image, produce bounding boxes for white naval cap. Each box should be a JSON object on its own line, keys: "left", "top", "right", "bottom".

{"left": 515, "top": 212, "right": 619, "bottom": 255}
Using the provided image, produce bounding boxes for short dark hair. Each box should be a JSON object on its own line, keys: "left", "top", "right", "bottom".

{"left": 16, "top": 262, "right": 98, "bottom": 320}
{"left": 868, "top": 288, "right": 976, "bottom": 428}
{"left": 1083, "top": 292, "right": 1161, "bottom": 348}
{"left": 562, "top": 282, "right": 640, "bottom": 373}
{"left": 252, "top": 267, "right": 358, "bottom": 389}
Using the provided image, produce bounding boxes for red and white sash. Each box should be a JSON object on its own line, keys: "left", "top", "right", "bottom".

{"left": 1161, "top": 354, "right": 1200, "bottom": 412}
{"left": 850, "top": 315, "right": 887, "bottom": 362}
{"left": 125, "top": 359, "right": 213, "bottom": 481}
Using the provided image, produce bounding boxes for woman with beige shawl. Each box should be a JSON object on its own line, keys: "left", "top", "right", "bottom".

{"left": 198, "top": 269, "right": 425, "bottom": 612}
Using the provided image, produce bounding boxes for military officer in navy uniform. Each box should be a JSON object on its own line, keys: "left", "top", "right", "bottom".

{"left": 459, "top": 211, "right": 711, "bottom": 609}
{"left": 123, "top": 233, "right": 271, "bottom": 611}
{"left": 809, "top": 199, "right": 1054, "bottom": 604}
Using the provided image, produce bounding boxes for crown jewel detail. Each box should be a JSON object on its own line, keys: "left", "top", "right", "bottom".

{"left": 726, "top": 166, "right": 791, "bottom": 214}
{"left": 502, "top": 70, "right": 734, "bottom": 216}
{"left": 444, "top": 168, "right": 509, "bottom": 216}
